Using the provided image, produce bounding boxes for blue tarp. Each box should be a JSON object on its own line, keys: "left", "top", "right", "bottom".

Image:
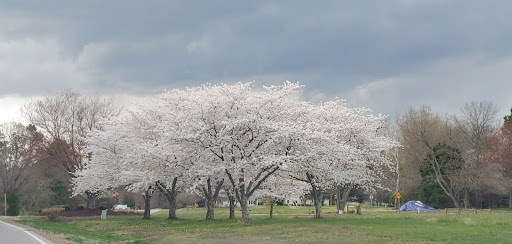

{"left": 398, "top": 200, "right": 436, "bottom": 212}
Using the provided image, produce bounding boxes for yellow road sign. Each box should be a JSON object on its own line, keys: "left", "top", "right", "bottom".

{"left": 396, "top": 192, "right": 401, "bottom": 199}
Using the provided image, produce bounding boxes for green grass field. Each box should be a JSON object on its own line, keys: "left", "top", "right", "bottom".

{"left": 17, "top": 205, "right": 512, "bottom": 243}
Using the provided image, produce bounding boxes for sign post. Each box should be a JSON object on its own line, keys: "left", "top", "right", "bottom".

{"left": 396, "top": 192, "right": 401, "bottom": 209}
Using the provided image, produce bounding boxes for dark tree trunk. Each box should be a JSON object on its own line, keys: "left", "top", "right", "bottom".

{"left": 168, "top": 189, "right": 177, "bottom": 220}
{"left": 336, "top": 186, "right": 343, "bottom": 212}
{"left": 434, "top": 177, "right": 460, "bottom": 209}
{"left": 85, "top": 191, "right": 97, "bottom": 209}
{"left": 338, "top": 184, "right": 353, "bottom": 213}
{"left": 142, "top": 188, "right": 153, "bottom": 220}
{"left": 202, "top": 178, "right": 224, "bottom": 221}
{"left": 156, "top": 177, "right": 178, "bottom": 220}
{"left": 224, "top": 165, "right": 280, "bottom": 223}
{"left": 229, "top": 200, "right": 236, "bottom": 219}
{"left": 509, "top": 191, "right": 512, "bottom": 209}
{"left": 463, "top": 188, "right": 470, "bottom": 209}
{"left": 307, "top": 173, "right": 323, "bottom": 219}
{"left": 311, "top": 184, "right": 323, "bottom": 219}
{"left": 269, "top": 199, "right": 275, "bottom": 219}
{"left": 225, "top": 189, "right": 236, "bottom": 219}
{"left": 205, "top": 196, "right": 215, "bottom": 220}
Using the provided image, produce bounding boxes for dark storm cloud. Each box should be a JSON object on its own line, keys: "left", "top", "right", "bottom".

{"left": 1, "top": 0, "right": 512, "bottom": 118}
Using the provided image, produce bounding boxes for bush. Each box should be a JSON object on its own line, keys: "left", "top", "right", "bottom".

{"left": 76, "top": 205, "right": 85, "bottom": 211}
{"left": 47, "top": 211, "right": 60, "bottom": 222}
{"left": 122, "top": 196, "right": 136, "bottom": 208}
{"left": 98, "top": 205, "right": 107, "bottom": 210}
{"left": 40, "top": 207, "right": 65, "bottom": 214}
{"left": 6, "top": 191, "right": 20, "bottom": 216}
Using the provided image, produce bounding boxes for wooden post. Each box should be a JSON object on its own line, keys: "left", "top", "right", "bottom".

{"left": 490, "top": 208, "right": 492, "bottom": 215}
{"left": 445, "top": 208, "right": 448, "bottom": 215}
{"left": 457, "top": 208, "right": 461, "bottom": 215}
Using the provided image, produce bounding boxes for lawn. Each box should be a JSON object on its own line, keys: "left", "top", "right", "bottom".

{"left": 17, "top": 205, "right": 512, "bottom": 243}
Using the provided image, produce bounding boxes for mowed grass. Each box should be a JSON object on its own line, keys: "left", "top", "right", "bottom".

{"left": 17, "top": 205, "right": 512, "bottom": 243}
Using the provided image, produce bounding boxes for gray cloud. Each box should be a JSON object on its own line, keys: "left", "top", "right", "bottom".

{"left": 0, "top": 0, "right": 511, "bottom": 119}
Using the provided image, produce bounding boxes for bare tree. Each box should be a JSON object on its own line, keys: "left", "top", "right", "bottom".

{"left": 398, "top": 106, "right": 462, "bottom": 208}
{"left": 453, "top": 101, "right": 499, "bottom": 208}
{"left": 0, "top": 122, "right": 42, "bottom": 214}
{"left": 482, "top": 108, "right": 512, "bottom": 207}
{"left": 21, "top": 90, "right": 120, "bottom": 208}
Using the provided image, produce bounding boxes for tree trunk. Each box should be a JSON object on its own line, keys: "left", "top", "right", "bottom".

{"left": 336, "top": 186, "right": 343, "bottom": 212}
{"left": 156, "top": 178, "right": 178, "bottom": 220}
{"left": 314, "top": 197, "right": 323, "bottom": 219}
{"left": 85, "top": 191, "right": 97, "bottom": 209}
{"left": 227, "top": 192, "right": 236, "bottom": 219}
{"left": 202, "top": 178, "right": 224, "bottom": 221}
{"left": 240, "top": 196, "right": 251, "bottom": 222}
{"left": 269, "top": 199, "right": 275, "bottom": 219}
{"left": 340, "top": 184, "right": 353, "bottom": 212}
{"left": 205, "top": 195, "right": 215, "bottom": 220}
{"left": 509, "top": 191, "right": 512, "bottom": 209}
{"left": 224, "top": 165, "right": 280, "bottom": 223}
{"left": 142, "top": 189, "right": 152, "bottom": 220}
{"left": 312, "top": 185, "right": 323, "bottom": 219}
{"left": 463, "top": 188, "right": 469, "bottom": 209}
{"left": 447, "top": 192, "right": 460, "bottom": 209}
{"left": 435, "top": 178, "right": 460, "bottom": 209}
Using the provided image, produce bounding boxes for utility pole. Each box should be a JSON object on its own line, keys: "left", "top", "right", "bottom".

{"left": 4, "top": 192, "right": 6, "bottom": 216}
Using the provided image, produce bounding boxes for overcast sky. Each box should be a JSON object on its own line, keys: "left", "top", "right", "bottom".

{"left": 1, "top": 1, "right": 512, "bottom": 124}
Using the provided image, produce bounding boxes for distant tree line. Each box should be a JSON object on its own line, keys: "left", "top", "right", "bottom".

{"left": 395, "top": 102, "right": 512, "bottom": 209}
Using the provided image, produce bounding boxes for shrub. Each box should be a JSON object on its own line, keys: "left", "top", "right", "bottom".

{"left": 76, "top": 205, "right": 85, "bottom": 211}
{"left": 6, "top": 191, "right": 20, "bottom": 216}
{"left": 98, "top": 205, "right": 107, "bottom": 210}
{"left": 122, "top": 196, "right": 136, "bottom": 208}
{"left": 47, "top": 211, "right": 60, "bottom": 222}
{"left": 40, "top": 208, "right": 65, "bottom": 214}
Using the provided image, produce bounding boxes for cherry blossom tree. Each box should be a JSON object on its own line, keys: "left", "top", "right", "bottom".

{"left": 287, "top": 100, "right": 397, "bottom": 218}
{"left": 155, "top": 82, "right": 309, "bottom": 222}
{"left": 74, "top": 81, "right": 397, "bottom": 222}
{"left": 72, "top": 114, "right": 133, "bottom": 209}
{"left": 74, "top": 98, "right": 190, "bottom": 219}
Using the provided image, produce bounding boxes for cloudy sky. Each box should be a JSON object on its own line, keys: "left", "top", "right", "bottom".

{"left": 1, "top": 1, "right": 512, "bottom": 124}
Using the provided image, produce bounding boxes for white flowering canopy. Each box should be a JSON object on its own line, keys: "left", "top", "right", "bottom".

{"left": 72, "top": 81, "right": 398, "bottom": 205}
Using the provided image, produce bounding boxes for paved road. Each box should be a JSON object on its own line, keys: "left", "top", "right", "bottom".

{"left": 0, "top": 220, "right": 53, "bottom": 244}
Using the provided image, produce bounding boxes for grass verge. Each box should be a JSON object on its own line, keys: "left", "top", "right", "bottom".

{"left": 17, "top": 206, "right": 512, "bottom": 243}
